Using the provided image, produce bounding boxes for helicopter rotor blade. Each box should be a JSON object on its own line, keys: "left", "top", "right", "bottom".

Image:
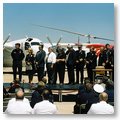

{"left": 33, "top": 24, "right": 114, "bottom": 42}
{"left": 32, "top": 24, "right": 85, "bottom": 37}
{"left": 46, "top": 35, "right": 53, "bottom": 46}
{"left": 3, "top": 33, "right": 11, "bottom": 45}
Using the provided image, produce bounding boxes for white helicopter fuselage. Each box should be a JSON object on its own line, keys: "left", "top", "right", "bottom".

{"left": 3, "top": 37, "right": 48, "bottom": 67}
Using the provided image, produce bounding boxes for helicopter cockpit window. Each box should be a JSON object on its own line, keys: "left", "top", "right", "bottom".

{"left": 31, "top": 42, "right": 40, "bottom": 46}
{"left": 25, "top": 42, "right": 30, "bottom": 50}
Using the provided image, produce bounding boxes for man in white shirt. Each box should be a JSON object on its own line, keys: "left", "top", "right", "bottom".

{"left": 5, "top": 88, "right": 32, "bottom": 114}
{"left": 46, "top": 47, "right": 56, "bottom": 84}
{"left": 33, "top": 89, "right": 58, "bottom": 114}
{"left": 87, "top": 92, "right": 114, "bottom": 114}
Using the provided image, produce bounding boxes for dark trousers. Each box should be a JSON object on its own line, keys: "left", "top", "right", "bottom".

{"left": 12, "top": 61, "right": 22, "bottom": 81}
{"left": 105, "top": 63, "right": 112, "bottom": 76}
{"left": 54, "top": 64, "right": 65, "bottom": 84}
{"left": 67, "top": 65, "right": 75, "bottom": 84}
{"left": 87, "top": 67, "right": 93, "bottom": 82}
{"left": 76, "top": 65, "right": 84, "bottom": 84}
{"left": 47, "top": 63, "right": 55, "bottom": 84}
{"left": 37, "top": 67, "right": 44, "bottom": 81}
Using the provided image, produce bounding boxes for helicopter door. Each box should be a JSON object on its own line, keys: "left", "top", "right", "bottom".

{"left": 25, "top": 42, "right": 30, "bottom": 50}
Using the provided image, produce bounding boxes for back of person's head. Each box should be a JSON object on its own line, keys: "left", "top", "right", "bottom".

{"left": 106, "top": 80, "right": 114, "bottom": 90}
{"left": 42, "top": 89, "right": 50, "bottom": 100}
{"left": 84, "top": 79, "right": 90, "bottom": 85}
{"left": 85, "top": 83, "right": 93, "bottom": 92}
{"left": 102, "top": 76, "right": 109, "bottom": 84}
{"left": 15, "top": 88, "right": 24, "bottom": 100}
{"left": 37, "top": 81, "right": 46, "bottom": 89}
{"left": 42, "top": 77, "right": 47, "bottom": 84}
{"left": 99, "top": 92, "right": 108, "bottom": 102}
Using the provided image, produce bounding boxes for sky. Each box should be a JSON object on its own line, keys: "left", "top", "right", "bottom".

{"left": 3, "top": 3, "right": 114, "bottom": 44}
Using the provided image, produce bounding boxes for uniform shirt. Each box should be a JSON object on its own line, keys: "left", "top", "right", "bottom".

{"left": 87, "top": 101, "right": 114, "bottom": 114}
{"left": 5, "top": 98, "right": 32, "bottom": 114}
{"left": 47, "top": 52, "right": 56, "bottom": 64}
{"left": 11, "top": 48, "right": 25, "bottom": 62}
{"left": 33, "top": 100, "right": 58, "bottom": 114}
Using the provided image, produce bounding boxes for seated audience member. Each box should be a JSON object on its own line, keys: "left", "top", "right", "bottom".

{"left": 74, "top": 83, "right": 92, "bottom": 114}
{"left": 30, "top": 81, "right": 54, "bottom": 108}
{"left": 74, "top": 82, "right": 101, "bottom": 114}
{"left": 33, "top": 90, "right": 58, "bottom": 114}
{"left": 30, "top": 81, "right": 45, "bottom": 108}
{"left": 87, "top": 92, "right": 114, "bottom": 114}
{"left": 85, "top": 84, "right": 105, "bottom": 113}
{"left": 105, "top": 80, "right": 114, "bottom": 102}
{"left": 5, "top": 88, "right": 32, "bottom": 114}
{"left": 8, "top": 79, "right": 24, "bottom": 93}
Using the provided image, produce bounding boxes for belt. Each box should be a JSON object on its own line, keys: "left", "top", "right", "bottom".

{"left": 47, "top": 62, "right": 52, "bottom": 64}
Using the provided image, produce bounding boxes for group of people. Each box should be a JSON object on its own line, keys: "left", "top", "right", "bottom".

{"left": 74, "top": 77, "right": 114, "bottom": 114}
{"left": 11, "top": 42, "right": 114, "bottom": 85}
{"left": 4, "top": 76, "right": 114, "bottom": 114}
{"left": 5, "top": 87, "right": 58, "bottom": 114}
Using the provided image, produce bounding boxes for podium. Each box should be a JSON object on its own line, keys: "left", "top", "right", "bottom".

{"left": 92, "top": 66, "right": 113, "bottom": 82}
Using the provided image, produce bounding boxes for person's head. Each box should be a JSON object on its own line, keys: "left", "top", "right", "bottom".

{"left": 37, "top": 81, "right": 46, "bottom": 89}
{"left": 105, "top": 44, "right": 110, "bottom": 50}
{"left": 106, "top": 80, "right": 114, "bottom": 90}
{"left": 39, "top": 44, "right": 44, "bottom": 51}
{"left": 99, "top": 92, "right": 108, "bottom": 102}
{"left": 48, "top": 47, "right": 53, "bottom": 53}
{"left": 28, "top": 48, "right": 33, "bottom": 54}
{"left": 15, "top": 43, "right": 20, "bottom": 49}
{"left": 15, "top": 88, "right": 24, "bottom": 100}
{"left": 42, "top": 77, "right": 47, "bottom": 84}
{"left": 102, "top": 76, "right": 109, "bottom": 84}
{"left": 78, "top": 44, "right": 82, "bottom": 51}
{"left": 67, "top": 44, "right": 73, "bottom": 51}
{"left": 85, "top": 83, "right": 93, "bottom": 92}
{"left": 84, "top": 79, "right": 90, "bottom": 85}
{"left": 42, "top": 89, "right": 50, "bottom": 100}
{"left": 100, "top": 47, "right": 104, "bottom": 52}
{"left": 90, "top": 46, "right": 94, "bottom": 52}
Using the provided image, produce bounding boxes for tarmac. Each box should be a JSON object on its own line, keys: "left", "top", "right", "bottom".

{"left": 3, "top": 67, "right": 88, "bottom": 114}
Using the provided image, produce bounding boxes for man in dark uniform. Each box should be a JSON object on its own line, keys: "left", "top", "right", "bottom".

{"left": 104, "top": 44, "right": 112, "bottom": 68}
{"left": 66, "top": 44, "right": 76, "bottom": 84}
{"left": 98, "top": 47, "right": 107, "bottom": 66}
{"left": 11, "top": 43, "right": 25, "bottom": 82}
{"left": 54, "top": 47, "right": 66, "bottom": 85}
{"left": 75, "top": 44, "right": 86, "bottom": 84}
{"left": 86, "top": 46, "right": 97, "bottom": 83}
{"left": 104, "top": 44, "right": 113, "bottom": 77}
{"left": 35, "top": 44, "right": 46, "bottom": 82}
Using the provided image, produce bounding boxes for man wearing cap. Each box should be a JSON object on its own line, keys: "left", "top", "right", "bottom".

{"left": 35, "top": 44, "right": 46, "bottom": 82}
{"left": 75, "top": 44, "right": 85, "bottom": 84}
{"left": 11, "top": 43, "right": 25, "bottom": 82}
{"left": 84, "top": 83, "right": 105, "bottom": 113}
{"left": 66, "top": 44, "right": 76, "bottom": 84}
